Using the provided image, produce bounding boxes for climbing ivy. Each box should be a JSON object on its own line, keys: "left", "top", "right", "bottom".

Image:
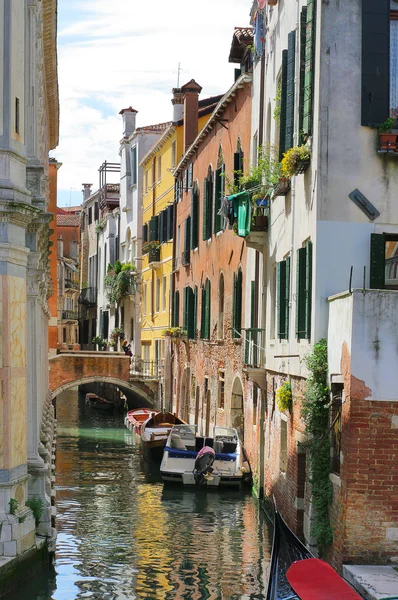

{"left": 302, "top": 339, "right": 333, "bottom": 554}
{"left": 104, "top": 262, "right": 137, "bottom": 305}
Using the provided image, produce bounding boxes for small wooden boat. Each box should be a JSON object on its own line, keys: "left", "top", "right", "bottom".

{"left": 126, "top": 408, "right": 158, "bottom": 435}
{"left": 140, "top": 411, "right": 186, "bottom": 460}
{"left": 85, "top": 393, "right": 114, "bottom": 412}
{"left": 266, "top": 508, "right": 363, "bottom": 600}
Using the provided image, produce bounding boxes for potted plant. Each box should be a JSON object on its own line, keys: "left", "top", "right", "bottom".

{"left": 162, "top": 326, "right": 187, "bottom": 341}
{"left": 92, "top": 335, "right": 104, "bottom": 351}
{"left": 276, "top": 381, "right": 292, "bottom": 413}
{"left": 378, "top": 117, "right": 398, "bottom": 151}
{"left": 281, "top": 145, "right": 311, "bottom": 177}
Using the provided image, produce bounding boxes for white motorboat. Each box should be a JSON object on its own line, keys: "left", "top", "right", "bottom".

{"left": 160, "top": 424, "right": 249, "bottom": 487}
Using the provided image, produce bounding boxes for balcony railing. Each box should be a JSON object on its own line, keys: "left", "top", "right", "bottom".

{"left": 65, "top": 279, "right": 79, "bottom": 290}
{"left": 243, "top": 328, "right": 265, "bottom": 368}
{"left": 148, "top": 246, "right": 161, "bottom": 264}
{"left": 78, "top": 287, "right": 97, "bottom": 306}
{"left": 62, "top": 310, "right": 78, "bottom": 321}
{"left": 130, "top": 357, "right": 164, "bottom": 379}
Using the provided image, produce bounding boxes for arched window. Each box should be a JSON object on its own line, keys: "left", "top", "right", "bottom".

{"left": 218, "top": 273, "right": 225, "bottom": 339}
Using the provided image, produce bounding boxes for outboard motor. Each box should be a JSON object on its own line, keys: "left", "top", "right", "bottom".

{"left": 193, "top": 446, "right": 215, "bottom": 485}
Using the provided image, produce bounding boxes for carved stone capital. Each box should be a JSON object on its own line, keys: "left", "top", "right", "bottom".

{"left": 0, "top": 243, "right": 30, "bottom": 268}
{"left": 0, "top": 199, "right": 41, "bottom": 229}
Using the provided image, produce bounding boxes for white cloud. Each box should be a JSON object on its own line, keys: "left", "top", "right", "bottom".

{"left": 54, "top": 0, "right": 252, "bottom": 199}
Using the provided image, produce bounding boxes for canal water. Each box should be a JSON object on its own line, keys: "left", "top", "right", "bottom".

{"left": 5, "top": 389, "right": 272, "bottom": 600}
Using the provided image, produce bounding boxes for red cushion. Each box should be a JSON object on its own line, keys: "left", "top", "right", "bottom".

{"left": 287, "top": 558, "right": 362, "bottom": 600}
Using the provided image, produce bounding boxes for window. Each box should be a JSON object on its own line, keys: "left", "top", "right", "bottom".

{"left": 218, "top": 273, "right": 225, "bottom": 339}
{"left": 173, "top": 290, "right": 180, "bottom": 327}
{"left": 190, "top": 182, "right": 199, "bottom": 250}
{"left": 271, "top": 265, "right": 277, "bottom": 339}
{"left": 279, "top": 50, "right": 288, "bottom": 161}
{"left": 182, "top": 217, "right": 191, "bottom": 266}
{"left": 296, "top": 241, "right": 312, "bottom": 339}
{"left": 202, "top": 167, "right": 213, "bottom": 241}
{"left": 200, "top": 279, "right": 211, "bottom": 339}
{"left": 157, "top": 156, "right": 162, "bottom": 182}
{"left": 162, "top": 276, "right": 167, "bottom": 312}
{"left": 156, "top": 278, "right": 160, "bottom": 313}
{"left": 277, "top": 256, "right": 290, "bottom": 340}
{"left": 188, "top": 163, "right": 193, "bottom": 188}
{"left": 213, "top": 156, "right": 225, "bottom": 234}
{"left": 88, "top": 207, "right": 93, "bottom": 225}
{"left": 131, "top": 147, "right": 137, "bottom": 185}
{"left": 232, "top": 269, "right": 243, "bottom": 338}
{"left": 302, "top": 0, "right": 316, "bottom": 136}
{"left": 183, "top": 286, "right": 195, "bottom": 339}
{"left": 391, "top": 10, "right": 398, "bottom": 116}
{"left": 142, "top": 223, "right": 148, "bottom": 247}
{"left": 94, "top": 202, "right": 99, "bottom": 221}
{"left": 15, "top": 98, "right": 20, "bottom": 134}
{"left": 280, "top": 417, "right": 288, "bottom": 473}
{"left": 233, "top": 142, "right": 244, "bottom": 188}
{"left": 149, "top": 215, "right": 159, "bottom": 242}
{"left": 218, "top": 370, "right": 225, "bottom": 409}
{"left": 370, "top": 233, "right": 398, "bottom": 290}
{"left": 143, "top": 343, "right": 151, "bottom": 372}
{"left": 171, "top": 140, "right": 176, "bottom": 168}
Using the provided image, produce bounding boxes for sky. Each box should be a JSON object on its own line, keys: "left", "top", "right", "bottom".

{"left": 54, "top": 0, "right": 252, "bottom": 207}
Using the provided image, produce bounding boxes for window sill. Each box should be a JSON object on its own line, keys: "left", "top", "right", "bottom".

{"left": 216, "top": 339, "right": 225, "bottom": 345}
{"left": 232, "top": 338, "right": 242, "bottom": 345}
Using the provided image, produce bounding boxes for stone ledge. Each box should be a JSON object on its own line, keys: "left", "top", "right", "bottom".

{"left": 343, "top": 565, "right": 398, "bottom": 600}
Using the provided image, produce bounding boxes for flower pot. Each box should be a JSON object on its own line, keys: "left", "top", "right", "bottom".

{"left": 273, "top": 177, "right": 291, "bottom": 198}
{"left": 379, "top": 133, "right": 398, "bottom": 151}
{"left": 295, "top": 159, "right": 310, "bottom": 174}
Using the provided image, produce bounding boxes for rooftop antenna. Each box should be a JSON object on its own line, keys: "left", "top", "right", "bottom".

{"left": 177, "top": 62, "right": 182, "bottom": 87}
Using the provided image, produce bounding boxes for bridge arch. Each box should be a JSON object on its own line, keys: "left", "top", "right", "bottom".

{"left": 49, "top": 353, "right": 158, "bottom": 406}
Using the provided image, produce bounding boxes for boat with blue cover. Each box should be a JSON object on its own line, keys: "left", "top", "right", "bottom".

{"left": 160, "top": 424, "right": 249, "bottom": 487}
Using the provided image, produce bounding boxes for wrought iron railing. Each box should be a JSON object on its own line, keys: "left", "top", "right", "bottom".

{"left": 65, "top": 279, "right": 79, "bottom": 290}
{"left": 62, "top": 310, "right": 78, "bottom": 321}
{"left": 78, "top": 287, "right": 97, "bottom": 306}
{"left": 130, "top": 357, "right": 164, "bottom": 379}
{"left": 243, "top": 328, "right": 265, "bottom": 368}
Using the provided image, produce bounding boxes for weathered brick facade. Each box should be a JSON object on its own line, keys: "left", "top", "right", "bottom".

{"left": 171, "top": 77, "right": 252, "bottom": 444}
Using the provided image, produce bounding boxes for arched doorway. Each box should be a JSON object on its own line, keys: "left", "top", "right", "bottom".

{"left": 231, "top": 376, "right": 244, "bottom": 442}
{"left": 180, "top": 367, "right": 190, "bottom": 422}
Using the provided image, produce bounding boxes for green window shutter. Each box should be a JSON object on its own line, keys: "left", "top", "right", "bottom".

{"left": 285, "top": 256, "right": 290, "bottom": 339}
{"left": 191, "top": 185, "right": 199, "bottom": 250}
{"left": 370, "top": 233, "right": 386, "bottom": 289}
{"left": 236, "top": 269, "right": 243, "bottom": 337}
{"left": 286, "top": 31, "right": 296, "bottom": 152}
{"left": 233, "top": 152, "right": 241, "bottom": 187}
{"left": 159, "top": 211, "right": 164, "bottom": 244}
{"left": 232, "top": 272, "right": 237, "bottom": 338}
{"left": 303, "top": 0, "right": 317, "bottom": 137}
{"left": 296, "top": 248, "right": 307, "bottom": 339}
{"left": 173, "top": 290, "right": 180, "bottom": 327}
{"left": 207, "top": 174, "right": 213, "bottom": 239}
{"left": 305, "top": 241, "right": 312, "bottom": 339}
{"left": 149, "top": 215, "right": 159, "bottom": 241}
{"left": 193, "top": 285, "right": 198, "bottom": 339}
{"left": 361, "top": 0, "right": 390, "bottom": 127}
{"left": 202, "top": 178, "right": 208, "bottom": 241}
{"left": 142, "top": 224, "right": 148, "bottom": 244}
{"left": 205, "top": 280, "right": 211, "bottom": 339}
{"left": 277, "top": 260, "right": 287, "bottom": 339}
{"left": 214, "top": 167, "right": 222, "bottom": 234}
{"left": 131, "top": 147, "right": 137, "bottom": 185}
{"left": 200, "top": 285, "right": 206, "bottom": 339}
{"left": 279, "top": 50, "right": 288, "bottom": 162}
{"left": 298, "top": 7, "right": 308, "bottom": 144}
{"left": 183, "top": 217, "right": 191, "bottom": 265}
{"left": 183, "top": 286, "right": 188, "bottom": 332}
{"left": 184, "top": 169, "right": 189, "bottom": 191}
{"left": 188, "top": 163, "right": 193, "bottom": 188}
{"left": 187, "top": 287, "right": 195, "bottom": 339}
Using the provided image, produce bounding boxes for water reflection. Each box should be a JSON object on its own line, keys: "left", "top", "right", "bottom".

{"left": 5, "top": 389, "right": 271, "bottom": 599}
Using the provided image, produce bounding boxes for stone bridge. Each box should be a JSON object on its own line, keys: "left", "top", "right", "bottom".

{"left": 49, "top": 351, "right": 159, "bottom": 405}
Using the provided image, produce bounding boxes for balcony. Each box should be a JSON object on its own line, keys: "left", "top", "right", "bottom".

{"left": 246, "top": 206, "right": 269, "bottom": 252}
{"left": 78, "top": 287, "right": 97, "bottom": 306}
{"left": 65, "top": 279, "right": 79, "bottom": 291}
{"left": 243, "top": 328, "right": 266, "bottom": 389}
{"left": 62, "top": 310, "right": 78, "bottom": 321}
{"left": 148, "top": 246, "right": 161, "bottom": 268}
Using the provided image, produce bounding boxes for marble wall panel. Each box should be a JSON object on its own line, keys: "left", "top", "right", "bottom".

{"left": 9, "top": 276, "right": 26, "bottom": 368}
{"left": 10, "top": 376, "right": 27, "bottom": 468}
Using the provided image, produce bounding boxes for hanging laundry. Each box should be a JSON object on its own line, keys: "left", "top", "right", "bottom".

{"left": 254, "top": 10, "right": 265, "bottom": 57}
{"left": 229, "top": 191, "right": 252, "bottom": 237}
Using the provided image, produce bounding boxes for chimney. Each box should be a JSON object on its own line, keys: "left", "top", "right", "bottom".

{"left": 181, "top": 80, "right": 202, "bottom": 150}
{"left": 57, "top": 235, "right": 63, "bottom": 258}
{"left": 119, "top": 106, "right": 138, "bottom": 137}
{"left": 171, "top": 87, "right": 184, "bottom": 122}
{"left": 82, "top": 183, "right": 93, "bottom": 202}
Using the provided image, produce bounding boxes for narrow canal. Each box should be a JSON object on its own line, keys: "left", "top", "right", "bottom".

{"left": 6, "top": 389, "right": 272, "bottom": 600}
